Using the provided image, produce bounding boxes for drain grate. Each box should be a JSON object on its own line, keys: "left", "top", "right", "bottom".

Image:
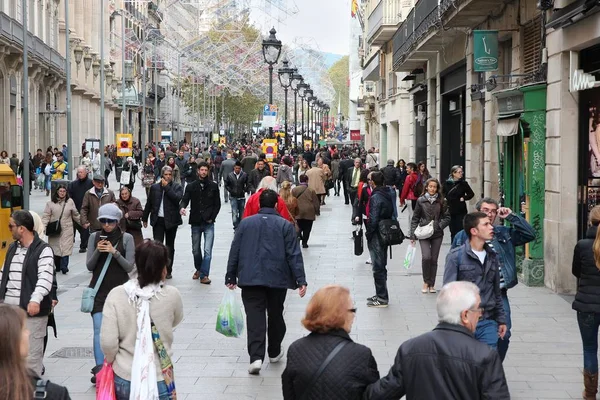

{"left": 50, "top": 347, "right": 94, "bottom": 359}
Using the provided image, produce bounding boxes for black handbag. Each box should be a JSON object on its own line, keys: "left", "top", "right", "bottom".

{"left": 126, "top": 218, "right": 143, "bottom": 230}
{"left": 46, "top": 202, "right": 66, "bottom": 237}
{"left": 353, "top": 226, "right": 364, "bottom": 256}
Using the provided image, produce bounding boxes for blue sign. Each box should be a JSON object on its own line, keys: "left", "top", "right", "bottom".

{"left": 263, "top": 104, "right": 278, "bottom": 128}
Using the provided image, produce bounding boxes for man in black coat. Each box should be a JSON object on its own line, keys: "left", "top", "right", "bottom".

{"left": 68, "top": 166, "right": 94, "bottom": 253}
{"left": 224, "top": 161, "right": 248, "bottom": 230}
{"left": 365, "top": 281, "right": 509, "bottom": 400}
{"left": 142, "top": 165, "right": 183, "bottom": 279}
{"left": 226, "top": 189, "right": 307, "bottom": 375}
{"left": 247, "top": 159, "right": 271, "bottom": 194}
{"left": 344, "top": 158, "right": 364, "bottom": 206}
{"left": 180, "top": 161, "right": 221, "bottom": 284}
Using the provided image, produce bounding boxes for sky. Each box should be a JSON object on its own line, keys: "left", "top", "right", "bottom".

{"left": 257, "top": 0, "right": 352, "bottom": 56}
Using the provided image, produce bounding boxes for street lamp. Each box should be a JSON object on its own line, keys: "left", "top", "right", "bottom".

{"left": 262, "top": 27, "right": 282, "bottom": 139}
{"left": 290, "top": 72, "right": 303, "bottom": 149}
{"left": 278, "top": 58, "right": 293, "bottom": 149}
{"left": 92, "top": 57, "right": 100, "bottom": 82}
{"left": 305, "top": 88, "right": 314, "bottom": 147}
{"left": 297, "top": 82, "right": 307, "bottom": 148}
{"left": 73, "top": 45, "right": 84, "bottom": 72}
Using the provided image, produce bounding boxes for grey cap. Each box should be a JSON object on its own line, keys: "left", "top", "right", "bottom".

{"left": 97, "top": 203, "right": 123, "bottom": 221}
{"left": 387, "top": 159, "right": 394, "bottom": 165}
{"left": 92, "top": 174, "right": 105, "bottom": 182}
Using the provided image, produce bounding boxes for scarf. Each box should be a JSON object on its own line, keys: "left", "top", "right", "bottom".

{"left": 425, "top": 192, "right": 439, "bottom": 204}
{"left": 124, "top": 279, "right": 164, "bottom": 400}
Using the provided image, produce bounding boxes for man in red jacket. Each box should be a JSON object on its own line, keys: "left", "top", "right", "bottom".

{"left": 242, "top": 176, "right": 293, "bottom": 223}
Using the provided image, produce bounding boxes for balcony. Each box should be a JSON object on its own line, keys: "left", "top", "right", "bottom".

{"left": 439, "top": 0, "right": 505, "bottom": 28}
{"left": 367, "top": 0, "right": 402, "bottom": 46}
{"left": 362, "top": 53, "right": 380, "bottom": 82}
{"left": 148, "top": 84, "right": 166, "bottom": 100}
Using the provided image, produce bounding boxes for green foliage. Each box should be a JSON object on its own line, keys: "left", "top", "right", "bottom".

{"left": 328, "top": 56, "right": 349, "bottom": 117}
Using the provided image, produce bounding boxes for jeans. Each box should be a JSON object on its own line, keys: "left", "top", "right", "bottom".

{"left": 191, "top": 222, "right": 215, "bottom": 278}
{"left": 224, "top": 187, "right": 230, "bottom": 202}
{"left": 45, "top": 175, "right": 51, "bottom": 191}
{"left": 114, "top": 375, "right": 170, "bottom": 400}
{"left": 387, "top": 186, "right": 398, "bottom": 219}
{"left": 241, "top": 286, "right": 287, "bottom": 363}
{"left": 475, "top": 319, "right": 499, "bottom": 349}
{"left": 367, "top": 234, "right": 389, "bottom": 301}
{"left": 153, "top": 217, "right": 178, "bottom": 275}
{"left": 230, "top": 198, "right": 246, "bottom": 229}
{"left": 577, "top": 312, "right": 600, "bottom": 373}
{"left": 498, "top": 290, "right": 512, "bottom": 361}
{"left": 53, "top": 255, "right": 69, "bottom": 273}
{"left": 419, "top": 236, "right": 443, "bottom": 287}
{"left": 92, "top": 312, "right": 104, "bottom": 366}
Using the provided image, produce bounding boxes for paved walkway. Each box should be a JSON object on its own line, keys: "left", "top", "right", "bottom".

{"left": 27, "top": 174, "right": 583, "bottom": 399}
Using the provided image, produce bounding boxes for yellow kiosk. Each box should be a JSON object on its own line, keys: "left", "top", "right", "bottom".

{"left": 0, "top": 164, "right": 23, "bottom": 267}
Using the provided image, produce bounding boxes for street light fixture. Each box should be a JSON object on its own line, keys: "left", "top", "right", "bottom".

{"left": 262, "top": 27, "right": 282, "bottom": 139}
{"left": 92, "top": 57, "right": 100, "bottom": 82}
{"left": 73, "top": 45, "right": 84, "bottom": 70}
{"left": 83, "top": 48, "right": 92, "bottom": 74}
{"left": 297, "top": 82, "right": 307, "bottom": 147}
{"left": 278, "top": 58, "right": 294, "bottom": 148}
{"left": 290, "top": 72, "right": 303, "bottom": 149}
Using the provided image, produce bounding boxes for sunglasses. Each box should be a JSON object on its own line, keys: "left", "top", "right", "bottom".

{"left": 98, "top": 219, "right": 118, "bottom": 225}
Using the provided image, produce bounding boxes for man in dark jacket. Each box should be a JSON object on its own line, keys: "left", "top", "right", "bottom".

{"left": 81, "top": 175, "right": 116, "bottom": 232}
{"left": 365, "top": 172, "right": 394, "bottom": 308}
{"left": 153, "top": 150, "right": 166, "bottom": 179}
{"left": 68, "top": 166, "right": 94, "bottom": 252}
{"left": 381, "top": 159, "right": 401, "bottom": 218}
{"left": 0, "top": 211, "right": 55, "bottom": 376}
{"left": 365, "top": 281, "right": 509, "bottom": 400}
{"left": 180, "top": 161, "right": 221, "bottom": 284}
{"left": 225, "top": 189, "right": 307, "bottom": 375}
{"left": 224, "top": 161, "right": 248, "bottom": 230}
{"left": 142, "top": 165, "right": 183, "bottom": 279}
{"left": 220, "top": 153, "right": 237, "bottom": 203}
{"left": 444, "top": 211, "right": 507, "bottom": 350}
{"left": 247, "top": 159, "right": 271, "bottom": 194}
{"left": 344, "top": 158, "right": 364, "bottom": 206}
{"left": 240, "top": 150, "right": 258, "bottom": 174}
{"left": 338, "top": 152, "right": 354, "bottom": 205}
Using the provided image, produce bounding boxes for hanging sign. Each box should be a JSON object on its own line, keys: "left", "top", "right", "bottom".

{"left": 350, "top": 130, "right": 361, "bottom": 141}
{"left": 473, "top": 30, "right": 498, "bottom": 72}
{"left": 116, "top": 134, "right": 133, "bottom": 157}
{"left": 262, "top": 104, "right": 278, "bottom": 128}
{"left": 261, "top": 139, "right": 278, "bottom": 161}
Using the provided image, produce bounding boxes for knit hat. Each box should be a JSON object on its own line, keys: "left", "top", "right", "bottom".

{"left": 97, "top": 203, "right": 123, "bottom": 221}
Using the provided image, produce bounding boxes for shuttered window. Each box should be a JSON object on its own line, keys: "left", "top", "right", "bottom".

{"left": 522, "top": 15, "right": 542, "bottom": 76}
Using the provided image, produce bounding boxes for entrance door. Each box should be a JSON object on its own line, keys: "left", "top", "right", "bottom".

{"left": 579, "top": 87, "right": 600, "bottom": 239}
{"left": 414, "top": 102, "right": 427, "bottom": 164}
{"left": 441, "top": 91, "right": 466, "bottom": 176}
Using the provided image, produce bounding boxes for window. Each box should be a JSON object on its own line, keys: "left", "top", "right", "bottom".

{"left": 522, "top": 16, "right": 542, "bottom": 76}
{"left": 500, "top": 39, "right": 513, "bottom": 76}
{"left": 38, "top": 0, "right": 43, "bottom": 39}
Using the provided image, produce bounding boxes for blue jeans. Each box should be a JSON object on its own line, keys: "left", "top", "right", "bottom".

{"left": 92, "top": 312, "right": 103, "bottom": 366}
{"left": 475, "top": 319, "right": 499, "bottom": 349}
{"left": 191, "top": 223, "right": 215, "bottom": 279}
{"left": 367, "top": 234, "right": 389, "bottom": 301}
{"left": 577, "top": 312, "right": 600, "bottom": 373}
{"left": 387, "top": 187, "right": 398, "bottom": 220}
{"left": 114, "top": 375, "right": 170, "bottom": 400}
{"left": 497, "top": 291, "right": 512, "bottom": 361}
{"left": 230, "top": 198, "right": 246, "bottom": 229}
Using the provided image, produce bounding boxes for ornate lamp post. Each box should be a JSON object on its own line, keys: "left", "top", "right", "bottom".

{"left": 290, "top": 72, "right": 303, "bottom": 150}
{"left": 278, "top": 58, "right": 294, "bottom": 149}
{"left": 261, "top": 27, "right": 282, "bottom": 139}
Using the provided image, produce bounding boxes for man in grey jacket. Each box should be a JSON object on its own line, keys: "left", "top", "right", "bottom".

{"left": 219, "top": 152, "right": 237, "bottom": 203}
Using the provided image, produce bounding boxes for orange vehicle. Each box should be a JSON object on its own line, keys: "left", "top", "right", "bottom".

{"left": 0, "top": 164, "right": 23, "bottom": 267}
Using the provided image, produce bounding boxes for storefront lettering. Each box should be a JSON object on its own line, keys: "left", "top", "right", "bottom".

{"left": 570, "top": 69, "right": 599, "bottom": 92}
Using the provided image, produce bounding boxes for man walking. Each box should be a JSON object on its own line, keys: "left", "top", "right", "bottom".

{"left": 0, "top": 210, "right": 55, "bottom": 376}
{"left": 338, "top": 152, "right": 353, "bottom": 204}
{"left": 226, "top": 189, "right": 307, "bottom": 375}
{"left": 365, "top": 172, "right": 394, "bottom": 308}
{"left": 248, "top": 159, "right": 271, "bottom": 194}
{"left": 452, "top": 198, "right": 535, "bottom": 360}
{"left": 241, "top": 149, "right": 257, "bottom": 175}
{"left": 224, "top": 161, "right": 248, "bottom": 230}
{"left": 180, "top": 161, "right": 221, "bottom": 284}
{"left": 444, "top": 212, "right": 507, "bottom": 349}
{"left": 68, "top": 166, "right": 94, "bottom": 253}
{"left": 143, "top": 166, "right": 183, "bottom": 279}
{"left": 345, "top": 158, "right": 364, "bottom": 206}
{"left": 220, "top": 152, "right": 237, "bottom": 203}
{"left": 81, "top": 175, "right": 115, "bottom": 233}
{"left": 365, "top": 281, "right": 509, "bottom": 399}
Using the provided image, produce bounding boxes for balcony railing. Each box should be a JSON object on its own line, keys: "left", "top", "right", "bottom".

{"left": 393, "top": 0, "right": 439, "bottom": 70}
{"left": 367, "top": 0, "right": 402, "bottom": 45}
{"left": 148, "top": 84, "right": 166, "bottom": 99}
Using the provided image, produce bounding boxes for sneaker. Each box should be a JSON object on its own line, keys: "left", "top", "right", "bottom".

{"left": 366, "top": 295, "right": 378, "bottom": 302}
{"left": 269, "top": 351, "right": 284, "bottom": 364}
{"left": 248, "top": 360, "right": 262, "bottom": 375}
{"left": 366, "top": 259, "right": 372, "bottom": 264}
{"left": 79, "top": 249, "right": 87, "bottom": 253}
{"left": 200, "top": 277, "right": 211, "bottom": 285}
{"left": 61, "top": 268, "right": 69, "bottom": 275}
{"left": 166, "top": 274, "right": 173, "bottom": 279}
{"left": 367, "top": 298, "right": 389, "bottom": 308}
{"left": 429, "top": 287, "right": 437, "bottom": 294}
{"left": 192, "top": 271, "right": 200, "bottom": 280}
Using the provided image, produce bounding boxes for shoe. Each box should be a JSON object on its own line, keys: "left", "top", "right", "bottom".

{"left": 367, "top": 298, "right": 389, "bottom": 308}
{"left": 79, "top": 249, "right": 87, "bottom": 253}
{"left": 200, "top": 277, "right": 211, "bottom": 284}
{"left": 422, "top": 284, "right": 428, "bottom": 294}
{"left": 583, "top": 371, "right": 598, "bottom": 400}
{"left": 302, "top": 244, "right": 309, "bottom": 248}
{"left": 366, "top": 259, "right": 372, "bottom": 264}
{"left": 225, "top": 200, "right": 228, "bottom": 203}
{"left": 429, "top": 287, "right": 437, "bottom": 294}
{"left": 192, "top": 271, "right": 200, "bottom": 280}
{"left": 366, "top": 295, "right": 378, "bottom": 302}
{"left": 90, "top": 364, "right": 102, "bottom": 384}
{"left": 166, "top": 274, "right": 173, "bottom": 279}
{"left": 269, "top": 351, "right": 284, "bottom": 364}
{"left": 61, "top": 268, "right": 69, "bottom": 275}
{"left": 248, "top": 360, "right": 262, "bottom": 375}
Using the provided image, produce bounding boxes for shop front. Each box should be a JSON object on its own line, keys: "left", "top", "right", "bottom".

{"left": 440, "top": 62, "right": 466, "bottom": 177}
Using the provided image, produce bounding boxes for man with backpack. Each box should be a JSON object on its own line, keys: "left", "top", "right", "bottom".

{"left": 365, "top": 171, "right": 395, "bottom": 308}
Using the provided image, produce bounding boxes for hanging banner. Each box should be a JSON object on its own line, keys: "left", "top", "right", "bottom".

{"left": 350, "top": 130, "right": 361, "bottom": 141}
{"left": 473, "top": 30, "right": 498, "bottom": 72}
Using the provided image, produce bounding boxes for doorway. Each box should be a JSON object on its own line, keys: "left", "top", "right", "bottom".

{"left": 441, "top": 91, "right": 466, "bottom": 176}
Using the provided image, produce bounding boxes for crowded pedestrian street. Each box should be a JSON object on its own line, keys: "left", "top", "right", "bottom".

{"left": 18, "top": 173, "right": 583, "bottom": 400}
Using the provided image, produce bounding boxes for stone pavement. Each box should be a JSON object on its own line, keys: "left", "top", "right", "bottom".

{"left": 26, "top": 174, "right": 583, "bottom": 399}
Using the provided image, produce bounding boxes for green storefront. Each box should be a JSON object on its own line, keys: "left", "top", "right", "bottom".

{"left": 493, "top": 84, "right": 546, "bottom": 286}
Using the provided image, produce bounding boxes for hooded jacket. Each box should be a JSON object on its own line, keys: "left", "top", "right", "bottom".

{"left": 365, "top": 186, "right": 394, "bottom": 240}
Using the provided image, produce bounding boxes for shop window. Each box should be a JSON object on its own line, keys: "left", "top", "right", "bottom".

{"left": 500, "top": 39, "right": 513, "bottom": 76}
{"left": 522, "top": 16, "right": 542, "bottom": 76}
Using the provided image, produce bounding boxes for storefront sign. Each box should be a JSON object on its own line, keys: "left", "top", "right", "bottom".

{"left": 473, "top": 31, "right": 498, "bottom": 72}
{"left": 350, "top": 130, "right": 361, "bottom": 141}
{"left": 570, "top": 51, "right": 600, "bottom": 92}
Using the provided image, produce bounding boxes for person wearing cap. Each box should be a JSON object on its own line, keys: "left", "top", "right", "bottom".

{"left": 86, "top": 203, "right": 135, "bottom": 384}
{"left": 81, "top": 174, "right": 116, "bottom": 233}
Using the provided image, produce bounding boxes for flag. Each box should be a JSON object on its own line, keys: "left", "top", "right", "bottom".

{"left": 351, "top": 0, "right": 358, "bottom": 17}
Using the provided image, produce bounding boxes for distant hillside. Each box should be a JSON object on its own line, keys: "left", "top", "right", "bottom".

{"left": 323, "top": 53, "right": 344, "bottom": 69}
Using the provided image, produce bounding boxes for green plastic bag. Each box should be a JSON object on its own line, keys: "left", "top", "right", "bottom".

{"left": 216, "top": 290, "right": 245, "bottom": 338}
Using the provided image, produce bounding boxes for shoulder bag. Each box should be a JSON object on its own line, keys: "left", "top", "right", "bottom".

{"left": 414, "top": 220, "right": 434, "bottom": 240}
{"left": 151, "top": 320, "right": 177, "bottom": 399}
{"left": 298, "top": 340, "right": 349, "bottom": 400}
{"left": 45, "top": 202, "right": 66, "bottom": 237}
{"left": 80, "top": 242, "right": 119, "bottom": 313}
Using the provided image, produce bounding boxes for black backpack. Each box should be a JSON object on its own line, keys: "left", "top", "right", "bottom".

{"left": 378, "top": 219, "right": 405, "bottom": 249}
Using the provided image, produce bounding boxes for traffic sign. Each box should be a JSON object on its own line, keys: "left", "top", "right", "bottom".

{"left": 116, "top": 133, "right": 133, "bottom": 157}
{"left": 262, "top": 139, "right": 278, "bottom": 161}
{"left": 263, "top": 104, "right": 278, "bottom": 128}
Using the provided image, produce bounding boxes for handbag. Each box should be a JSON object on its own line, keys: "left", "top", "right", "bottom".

{"left": 45, "top": 202, "right": 66, "bottom": 237}
{"left": 126, "top": 218, "right": 143, "bottom": 230}
{"left": 298, "top": 341, "right": 349, "bottom": 400}
{"left": 81, "top": 247, "right": 116, "bottom": 313}
{"left": 151, "top": 321, "right": 177, "bottom": 399}
{"left": 353, "top": 226, "right": 364, "bottom": 256}
{"left": 414, "top": 220, "right": 434, "bottom": 240}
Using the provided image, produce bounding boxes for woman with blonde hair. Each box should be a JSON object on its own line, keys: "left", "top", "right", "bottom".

{"left": 279, "top": 180, "right": 299, "bottom": 220}
{"left": 572, "top": 205, "right": 600, "bottom": 399}
{"left": 282, "top": 285, "right": 379, "bottom": 399}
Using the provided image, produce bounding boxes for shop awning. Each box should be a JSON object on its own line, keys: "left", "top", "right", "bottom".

{"left": 497, "top": 117, "right": 520, "bottom": 137}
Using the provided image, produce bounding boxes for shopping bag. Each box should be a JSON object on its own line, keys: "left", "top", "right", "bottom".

{"left": 95, "top": 360, "right": 116, "bottom": 400}
{"left": 120, "top": 169, "right": 131, "bottom": 186}
{"left": 16, "top": 175, "right": 23, "bottom": 186}
{"left": 216, "top": 290, "right": 245, "bottom": 338}
{"left": 403, "top": 243, "right": 417, "bottom": 270}
{"left": 353, "top": 226, "right": 364, "bottom": 256}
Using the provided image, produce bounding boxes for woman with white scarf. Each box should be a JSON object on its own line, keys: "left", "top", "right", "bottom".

{"left": 101, "top": 240, "right": 183, "bottom": 400}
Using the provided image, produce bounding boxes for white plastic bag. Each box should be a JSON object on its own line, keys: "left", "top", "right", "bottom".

{"left": 216, "top": 290, "right": 245, "bottom": 338}
{"left": 403, "top": 243, "right": 417, "bottom": 269}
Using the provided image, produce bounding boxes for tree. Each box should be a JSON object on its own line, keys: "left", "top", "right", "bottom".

{"left": 328, "top": 56, "right": 350, "bottom": 118}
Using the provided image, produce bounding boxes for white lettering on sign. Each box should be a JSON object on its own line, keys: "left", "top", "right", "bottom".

{"left": 570, "top": 69, "right": 599, "bottom": 92}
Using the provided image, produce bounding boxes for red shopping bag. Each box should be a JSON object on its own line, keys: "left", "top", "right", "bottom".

{"left": 96, "top": 360, "right": 116, "bottom": 400}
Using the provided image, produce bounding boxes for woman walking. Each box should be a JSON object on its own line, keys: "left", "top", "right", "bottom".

{"left": 101, "top": 240, "right": 183, "bottom": 400}
{"left": 121, "top": 156, "right": 138, "bottom": 192}
{"left": 167, "top": 156, "right": 181, "bottom": 185}
{"left": 41, "top": 152, "right": 54, "bottom": 196}
{"left": 279, "top": 181, "right": 299, "bottom": 220}
{"left": 142, "top": 157, "right": 156, "bottom": 197}
{"left": 410, "top": 178, "right": 450, "bottom": 294}
{"left": 81, "top": 150, "right": 92, "bottom": 176}
{"left": 292, "top": 175, "right": 320, "bottom": 248}
{"left": 572, "top": 205, "right": 600, "bottom": 399}
{"left": 86, "top": 204, "right": 135, "bottom": 384}
{"left": 443, "top": 165, "right": 475, "bottom": 242}
{"left": 41, "top": 185, "right": 80, "bottom": 275}
{"left": 116, "top": 187, "right": 144, "bottom": 247}
{"left": 297, "top": 159, "right": 310, "bottom": 181}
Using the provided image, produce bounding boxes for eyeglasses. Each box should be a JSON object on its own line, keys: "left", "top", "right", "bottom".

{"left": 467, "top": 307, "right": 484, "bottom": 321}
{"left": 481, "top": 208, "right": 498, "bottom": 215}
{"left": 98, "top": 219, "right": 118, "bottom": 225}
